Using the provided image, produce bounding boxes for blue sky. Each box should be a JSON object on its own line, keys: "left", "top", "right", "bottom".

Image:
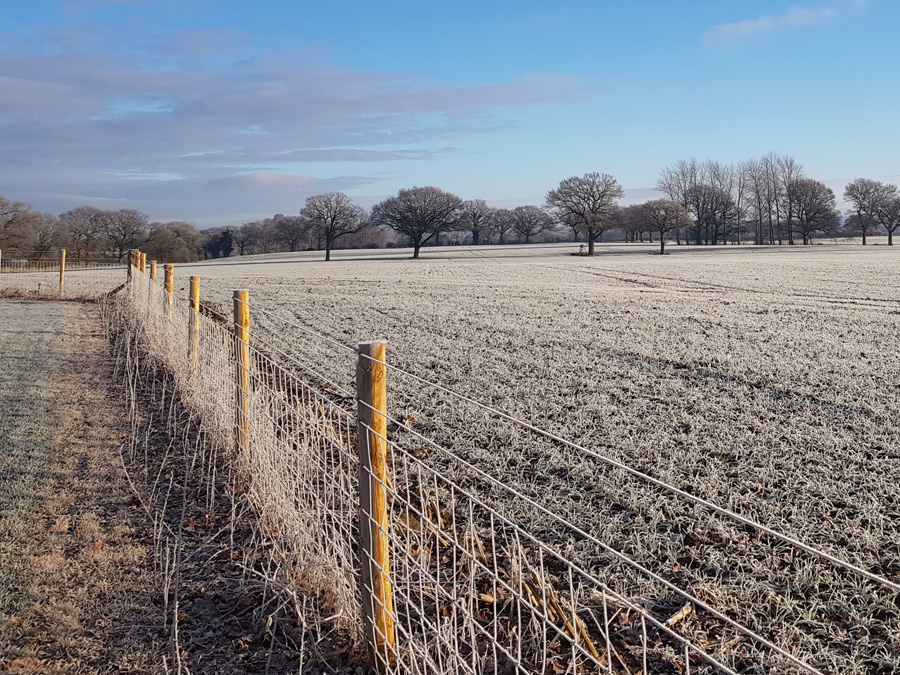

{"left": 1, "top": 0, "right": 897, "bottom": 227}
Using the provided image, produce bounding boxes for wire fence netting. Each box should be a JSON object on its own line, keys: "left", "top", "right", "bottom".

{"left": 0, "top": 253, "right": 125, "bottom": 298}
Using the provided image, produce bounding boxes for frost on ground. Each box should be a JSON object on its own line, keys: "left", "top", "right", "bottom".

{"left": 183, "top": 242, "right": 900, "bottom": 672}
{"left": 0, "top": 300, "right": 306, "bottom": 674}
{"left": 0, "top": 301, "right": 165, "bottom": 673}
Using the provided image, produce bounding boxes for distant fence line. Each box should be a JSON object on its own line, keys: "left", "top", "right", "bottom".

{"left": 2, "top": 248, "right": 896, "bottom": 673}
{"left": 0, "top": 248, "right": 125, "bottom": 298}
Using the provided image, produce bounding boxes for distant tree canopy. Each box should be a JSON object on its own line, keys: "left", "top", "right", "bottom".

{"left": 370, "top": 186, "right": 463, "bottom": 258}
{"left": 844, "top": 178, "right": 900, "bottom": 246}
{"left": 3, "top": 161, "right": 898, "bottom": 265}
{"left": 512, "top": 205, "right": 555, "bottom": 244}
{"left": 638, "top": 200, "right": 693, "bottom": 254}
{"left": 546, "top": 172, "right": 624, "bottom": 255}
{"left": 301, "top": 192, "right": 368, "bottom": 261}
{"left": 458, "top": 199, "right": 494, "bottom": 246}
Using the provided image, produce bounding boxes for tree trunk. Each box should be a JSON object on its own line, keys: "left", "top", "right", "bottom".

{"left": 889, "top": 229, "right": 894, "bottom": 246}
{"left": 659, "top": 237, "right": 665, "bottom": 255}
{"left": 587, "top": 232, "right": 595, "bottom": 256}
{"left": 862, "top": 229, "right": 867, "bottom": 245}
{"left": 413, "top": 242, "right": 421, "bottom": 258}
{"left": 472, "top": 229, "right": 480, "bottom": 245}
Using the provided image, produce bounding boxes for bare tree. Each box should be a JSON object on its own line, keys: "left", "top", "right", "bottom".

{"left": 619, "top": 204, "right": 647, "bottom": 242}
{"left": 787, "top": 178, "right": 839, "bottom": 244}
{"left": 370, "top": 186, "right": 462, "bottom": 258}
{"left": 744, "top": 158, "right": 769, "bottom": 244}
{"left": 844, "top": 179, "right": 880, "bottom": 245}
{"left": 512, "top": 205, "right": 553, "bottom": 244}
{"left": 29, "top": 213, "right": 60, "bottom": 258}
{"left": 144, "top": 221, "right": 206, "bottom": 262}
{"left": 844, "top": 178, "right": 898, "bottom": 246}
{"left": 457, "top": 199, "right": 494, "bottom": 245}
{"left": 655, "top": 159, "right": 699, "bottom": 245}
{"left": 0, "top": 196, "right": 39, "bottom": 250}
{"left": 102, "top": 208, "right": 149, "bottom": 261}
{"left": 242, "top": 219, "right": 278, "bottom": 254}
{"left": 876, "top": 192, "right": 900, "bottom": 246}
{"left": 778, "top": 155, "right": 804, "bottom": 245}
{"left": 490, "top": 208, "right": 516, "bottom": 245}
{"left": 545, "top": 172, "right": 623, "bottom": 255}
{"left": 232, "top": 224, "right": 255, "bottom": 255}
{"left": 58, "top": 206, "right": 105, "bottom": 258}
{"left": 272, "top": 213, "right": 312, "bottom": 253}
{"left": 639, "top": 200, "right": 693, "bottom": 254}
{"left": 301, "top": 192, "right": 367, "bottom": 261}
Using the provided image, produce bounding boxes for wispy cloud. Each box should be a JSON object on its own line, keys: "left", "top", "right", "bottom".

{"left": 0, "top": 25, "right": 583, "bottom": 223}
{"left": 705, "top": 4, "right": 840, "bottom": 44}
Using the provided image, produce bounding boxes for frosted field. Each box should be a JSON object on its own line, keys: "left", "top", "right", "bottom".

{"left": 180, "top": 242, "right": 900, "bottom": 672}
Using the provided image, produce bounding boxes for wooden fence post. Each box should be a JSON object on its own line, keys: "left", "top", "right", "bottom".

{"left": 189, "top": 276, "right": 201, "bottom": 383}
{"left": 127, "top": 250, "right": 133, "bottom": 281}
{"left": 357, "top": 340, "right": 396, "bottom": 670}
{"left": 233, "top": 290, "right": 251, "bottom": 458}
{"left": 148, "top": 260, "right": 157, "bottom": 306}
{"left": 164, "top": 264, "right": 174, "bottom": 317}
{"left": 140, "top": 252, "right": 146, "bottom": 274}
{"left": 58, "top": 249, "right": 66, "bottom": 296}
{"left": 0, "top": 249, "right": 3, "bottom": 274}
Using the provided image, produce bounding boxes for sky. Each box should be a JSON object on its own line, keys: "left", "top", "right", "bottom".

{"left": 1, "top": 0, "right": 898, "bottom": 228}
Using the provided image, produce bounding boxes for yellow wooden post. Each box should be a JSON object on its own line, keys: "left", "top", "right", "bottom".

{"left": 140, "top": 252, "right": 146, "bottom": 274}
{"left": 357, "top": 340, "right": 396, "bottom": 669}
{"left": 164, "top": 264, "right": 174, "bottom": 317}
{"left": 189, "top": 276, "right": 201, "bottom": 383}
{"left": 148, "top": 260, "right": 157, "bottom": 307}
{"left": 59, "top": 249, "right": 66, "bottom": 296}
{"left": 232, "top": 290, "right": 251, "bottom": 458}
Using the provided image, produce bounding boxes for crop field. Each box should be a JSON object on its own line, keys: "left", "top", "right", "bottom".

{"left": 171, "top": 242, "right": 900, "bottom": 673}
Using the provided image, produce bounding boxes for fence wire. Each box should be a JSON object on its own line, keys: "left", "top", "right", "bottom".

{"left": 0, "top": 254, "right": 125, "bottom": 298}
{"left": 116, "top": 258, "right": 898, "bottom": 674}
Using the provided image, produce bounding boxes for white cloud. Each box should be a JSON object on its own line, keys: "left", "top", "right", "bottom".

{"left": 0, "top": 28, "right": 584, "bottom": 224}
{"left": 705, "top": 4, "right": 838, "bottom": 43}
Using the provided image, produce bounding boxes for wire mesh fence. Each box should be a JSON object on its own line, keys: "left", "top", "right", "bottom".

{"left": 0, "top": 248, "right": 126, "bottom": 298}
{"left": 108, "top": 251, "right": 899, "bottom": 673}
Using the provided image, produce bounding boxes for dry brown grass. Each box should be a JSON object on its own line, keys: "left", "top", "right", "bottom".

{"left": 0, "top": 300, "right": 165, "bottom": 673}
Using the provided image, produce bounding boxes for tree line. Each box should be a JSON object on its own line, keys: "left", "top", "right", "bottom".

{"left": 654, "top": 154, "right": 900, "bottom": 247}
{"left": 0, "top": 201, "right": 205, "bottom": 262}
{"left": 3, "top": 156, "right": 898, "bottom": 263}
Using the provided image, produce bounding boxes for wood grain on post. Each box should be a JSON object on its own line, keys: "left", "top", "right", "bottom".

{"left": 356, "top": 340, "right": 396, "bottom": 669}
{"left": 141, "top": 252, "right": 147, "bottom": 274}
{"left": 189, "top": 276, "right": 201, "bottom": 382}
{"left": 59, "top": 249, "right": 66, "bottom": 296}
{"left": 233, "top": 290, "right": 251, "bottom": 458}
{"left": 164, "top": 264, "right": 174, "bottom": 315}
